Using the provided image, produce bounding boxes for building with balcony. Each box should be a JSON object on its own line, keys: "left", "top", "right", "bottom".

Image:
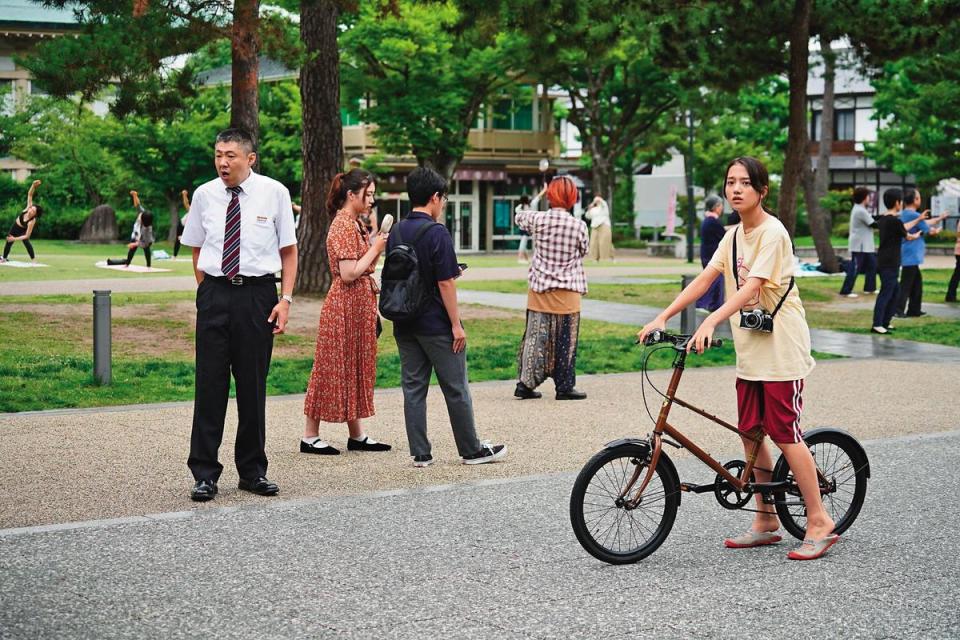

{"left": 200, "top": 58, "right": 570, "bottom": 253}
{"left": 806, "top": 46, "right": 913, "bottom": 211}
{"left": 0, "top": 0, "right": 80, "bottom": 180}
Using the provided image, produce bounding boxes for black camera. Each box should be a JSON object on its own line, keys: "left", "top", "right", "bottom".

{"left": 739, "top": 308, "right": 774, "bottom": 333}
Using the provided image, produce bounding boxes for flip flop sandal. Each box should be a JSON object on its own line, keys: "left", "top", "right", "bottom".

{"left": 787, "top": 534, "right": 840, "bottom": 560}
{"left": 724, "top": 531, "right": 784, "bottom": 548}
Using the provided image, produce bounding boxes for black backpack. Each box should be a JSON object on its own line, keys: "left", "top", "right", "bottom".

{"left": 378, "top": 220, "right": 443, "bottom": 322}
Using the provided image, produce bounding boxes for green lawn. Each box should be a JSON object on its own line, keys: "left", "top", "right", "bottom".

{"left": 0, "top": 239, "right": 198, "bottom": 282}
{"left": 0, "top": 240, "right": 696, "bottom": 284}
{"left": 462, "top": 270, "right": 960, "bottom": 348}
{"left": 0, "top": 300, "right": 741, "bottom": 412}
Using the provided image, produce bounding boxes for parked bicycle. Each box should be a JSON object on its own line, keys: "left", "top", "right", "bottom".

{"left": 569, "top": 330, "right": 870, "bottom": 565}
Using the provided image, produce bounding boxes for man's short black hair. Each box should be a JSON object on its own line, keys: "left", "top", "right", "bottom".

{"left": 852, "top": 187, "right": 871, "bottom": 204}
{"left": 882, "top": 188, "right": 903, "bottom": 210}
{"left": 216, "top": 128, "right": 257, "bottom": 154}
{"left": 903, "top": 187, "right": 919, "bottom": 208}
{"left": 406, "top": 166, "right": 447, "bottom": 208}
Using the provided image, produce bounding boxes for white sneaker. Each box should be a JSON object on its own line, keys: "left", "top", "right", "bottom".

{"left": 871, "top": 326, "right": 888, "bottom": 334}
{"left": 844, "top": 293, "right": 859, "bottom": 298}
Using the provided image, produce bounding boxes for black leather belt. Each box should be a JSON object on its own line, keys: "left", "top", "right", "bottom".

{"left": 205, "top": 274, "right": 278, "bottom": 286}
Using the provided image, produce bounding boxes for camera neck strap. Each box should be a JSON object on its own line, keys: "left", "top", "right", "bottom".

{"left": 732, "top": 224, "right": 794, "bottom": 318}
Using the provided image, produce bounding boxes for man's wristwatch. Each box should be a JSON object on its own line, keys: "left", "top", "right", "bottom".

{"left": 280, "top": 294, "right": 293, "bottom": 305}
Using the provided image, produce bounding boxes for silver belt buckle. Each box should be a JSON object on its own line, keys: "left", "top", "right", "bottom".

{"left": 229, "top": 275, "right": 244, "bottom": 286}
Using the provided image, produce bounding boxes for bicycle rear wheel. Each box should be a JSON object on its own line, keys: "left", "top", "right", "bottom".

{"left": 772, "top": 429, "right": 869, "bottom": 540}
{"left": 569, "top": 444, "right": 679, "bottom": 564}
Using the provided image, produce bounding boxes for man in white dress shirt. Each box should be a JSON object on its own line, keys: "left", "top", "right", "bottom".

{"left": 181, "top": 128, "right": 298, "bottom": 502}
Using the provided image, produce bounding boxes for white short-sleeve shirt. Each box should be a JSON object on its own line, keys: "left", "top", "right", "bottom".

{"left": 181, "top": 171, "right": 297, "bottom": 277}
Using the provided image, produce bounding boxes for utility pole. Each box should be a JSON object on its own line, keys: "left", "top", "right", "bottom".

{"left": 685, "top": 110, "right": 696, "bottom": 264}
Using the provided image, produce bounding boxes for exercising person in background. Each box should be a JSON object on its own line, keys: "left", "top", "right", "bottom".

{"left": 1, "top": 179, "right": 44, "bottom": 263}
{"left": 174, "top": 189, "right": 190, "bottom": 258}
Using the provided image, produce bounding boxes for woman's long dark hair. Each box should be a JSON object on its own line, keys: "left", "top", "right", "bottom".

{"left": 724, "top": 156, "right": 776, "bottom": 216}
{"left": 325, "top": 169, "right": 374, "bottom": 219}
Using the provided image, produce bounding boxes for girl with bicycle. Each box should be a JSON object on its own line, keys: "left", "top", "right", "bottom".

{"left": 638, "top": 156, "right": 838, "bottom": 561}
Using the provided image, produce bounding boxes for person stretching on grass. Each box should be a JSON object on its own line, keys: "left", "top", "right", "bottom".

{"left": 1, "top": 179, "right": 43, "bottom": 263}
{"left": 638, "top": 156, "right": 838, "bottom": 561}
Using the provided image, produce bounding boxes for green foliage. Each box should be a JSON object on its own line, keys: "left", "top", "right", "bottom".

{"left": 7, "top": 98, "right": 134, "bottom": 208}
{"left": 513, "top": 1, "right": 682, "bottom": 200}
{"left": 258, "top": 81, "right": 303, "bottom": 191}
{"left": 690, "top": 77, "right": 790, "bottom": 193}
{"left": 0, "top": 172, "right": 24, "bottom": 214}
{"left": 34, "top": 207, "right": 93, "bottom": 240}
{"left": 340, "top": 0, "right": 526, "bottom": 176}
{"left": 16, "top": 3, "right": 216, "bottom": 119}
{"left": 867, "top": 22, "right": 960, "bottom": 192}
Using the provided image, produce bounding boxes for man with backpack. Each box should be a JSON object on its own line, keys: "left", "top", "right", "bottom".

{"left": 381, "top": 166, "right": 506, "bottom": 468}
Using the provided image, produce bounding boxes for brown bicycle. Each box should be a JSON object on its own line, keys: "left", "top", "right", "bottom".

{"left": 569, "top": 330, "right": 871, "bottom": 565}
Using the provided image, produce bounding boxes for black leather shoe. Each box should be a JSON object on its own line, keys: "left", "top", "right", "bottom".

{"left": 300, "top": 438, "right": 341, "bottom": 455}
{"left": 556, "top": 388, "right": 587, "bottom": 400}
{"left": 190, "top": 479, "right": 218, "bottom": 502}
{"left": 238, "top": 476, "right": 280, "bottom": 496}
{"left": 347, "top": 436, "right": 392, "bottom": 452}
{"left": 514, "top": 382, "right": 542, "bottom": 399}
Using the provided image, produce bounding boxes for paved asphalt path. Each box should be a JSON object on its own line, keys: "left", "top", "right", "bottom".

{"left": 2, "top": 429, "right": 957, "bottom": 640}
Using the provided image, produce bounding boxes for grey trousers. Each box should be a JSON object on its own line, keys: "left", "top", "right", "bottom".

{"left": 395, "top": 332, "right": 481, "bottom": 457}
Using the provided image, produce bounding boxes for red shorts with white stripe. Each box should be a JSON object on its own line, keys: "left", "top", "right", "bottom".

{"left": 735, "top": 378, "right": 805, "bottom": 444}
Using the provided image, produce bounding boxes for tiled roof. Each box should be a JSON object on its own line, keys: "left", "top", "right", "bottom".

{"left": 0, "top": 0, "right": 79, "bottom": 28}
{"left": 196, "top": 56, "right": 297, "bottom": 86}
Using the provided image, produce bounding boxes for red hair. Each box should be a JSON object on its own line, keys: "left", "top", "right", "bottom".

{"left": 546, "top": 176, "right": 579, "bottom": 210}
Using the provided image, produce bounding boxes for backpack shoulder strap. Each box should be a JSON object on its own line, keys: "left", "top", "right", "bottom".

{"left": 411, "top": 220, "right": 443, "bottom": 245}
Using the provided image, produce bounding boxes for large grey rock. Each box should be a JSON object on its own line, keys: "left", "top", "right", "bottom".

{"left": 79, "top": 204, "right": 118, "bottom": 243}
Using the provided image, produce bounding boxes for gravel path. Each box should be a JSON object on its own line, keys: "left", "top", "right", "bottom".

{"left": 2, "top": 358, "right": 956, "bottom": 530}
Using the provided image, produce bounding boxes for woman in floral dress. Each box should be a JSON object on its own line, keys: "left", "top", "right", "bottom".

{"left": 301, "top": 169, "right": 391, "bottom": 455}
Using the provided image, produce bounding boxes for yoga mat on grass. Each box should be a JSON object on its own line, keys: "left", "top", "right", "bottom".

{"left": 95, "top": 261, "right": 171, "bottom": 273}
{"left": 0, "top": 260, "right": 48, "bottom": 268}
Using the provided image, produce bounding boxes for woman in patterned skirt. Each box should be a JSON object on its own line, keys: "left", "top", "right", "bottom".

{"left": 301, "top": 169, "right": 392, "bottom": 455}
{"left": 513, "top": 176, "right": 589, "bottom": 401}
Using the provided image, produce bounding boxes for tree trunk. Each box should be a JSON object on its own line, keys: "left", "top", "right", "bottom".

{"left": 166, "top": 193, "right": 180, "bottom": 244}
{"left": 296, "top": 0, "right": 343, "bottom": 295}
{"left": 776, "top": 0, "right": 812, "bottom": 237}
{"left": 803, "top": 37, "right": 841, "bottom": 272}
{"left": 232, "top": 0, "right": 261, "bottom": 168}
{"left": 591, "top": 153, "right": 613, "bottom": 216}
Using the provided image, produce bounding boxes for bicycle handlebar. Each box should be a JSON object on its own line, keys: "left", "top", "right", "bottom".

{"left": 639, "top": 329, "right": 723, "bottom": 350}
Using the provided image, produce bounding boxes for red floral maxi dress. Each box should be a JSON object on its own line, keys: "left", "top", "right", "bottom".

{"left": 303, "top": 212, "right": 379, "bottom": 422}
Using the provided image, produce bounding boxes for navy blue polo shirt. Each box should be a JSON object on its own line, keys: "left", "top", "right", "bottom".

{"left": 386, "top": 211, "right": 461, "bottom": 336}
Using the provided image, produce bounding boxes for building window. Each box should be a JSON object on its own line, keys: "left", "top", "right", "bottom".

{"left": 493, "top": 98, "right": 533, "bottom": 131}
{"left": 835, "top": 109, "right": 855, "bottom": 141}
{"left": 810, "top": 109, "right": 856, "bottom": 142}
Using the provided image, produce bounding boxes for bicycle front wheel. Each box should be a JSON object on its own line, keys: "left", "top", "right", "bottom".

{"left": 772, "top": 429, "right": 869, "bottom": 540}
{"left": 569, "top": 444, "right": 680, "bottom": 564}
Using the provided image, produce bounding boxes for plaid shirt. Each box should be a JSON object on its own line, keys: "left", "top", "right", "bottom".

{"left": 516, "top": 202, "right": 588, "bottom": 294}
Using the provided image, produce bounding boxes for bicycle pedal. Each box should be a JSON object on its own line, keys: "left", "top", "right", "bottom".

{"left": 761, "top": 494, "right": 775, "bottom": 505}
{"left": 680, "top": 482, "right": 712, "bottom": 494}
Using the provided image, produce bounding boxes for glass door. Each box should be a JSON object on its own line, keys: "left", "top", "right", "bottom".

{"left": 443, "top": 197, "right": 479, "bottom": 252}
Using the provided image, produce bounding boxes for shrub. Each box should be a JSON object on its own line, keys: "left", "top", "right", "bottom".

{"left": 32, "top": 207, "right": 89, "bottom": 240}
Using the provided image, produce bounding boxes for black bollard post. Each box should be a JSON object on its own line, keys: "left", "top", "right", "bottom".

{"left": 93, "top": 290, "right": 112, "bottom": 385}
{"left": 680, "top": 275, "right": 697, "bottom": 334}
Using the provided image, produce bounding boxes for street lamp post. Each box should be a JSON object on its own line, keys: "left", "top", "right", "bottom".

{"left": 685, "top": 110, "right": 696, "bottom": 264}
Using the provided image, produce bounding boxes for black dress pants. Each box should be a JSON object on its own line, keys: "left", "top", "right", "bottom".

{"left": 896, "top": 265, "right": 923, "bottom": 316}
{"left": 188, "top": 277, "right": 277, "bottom": 483}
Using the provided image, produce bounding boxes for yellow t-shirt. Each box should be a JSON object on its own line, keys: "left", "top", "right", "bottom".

{"left": 707, "top": 216, "right": 815, "bottom": 381}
